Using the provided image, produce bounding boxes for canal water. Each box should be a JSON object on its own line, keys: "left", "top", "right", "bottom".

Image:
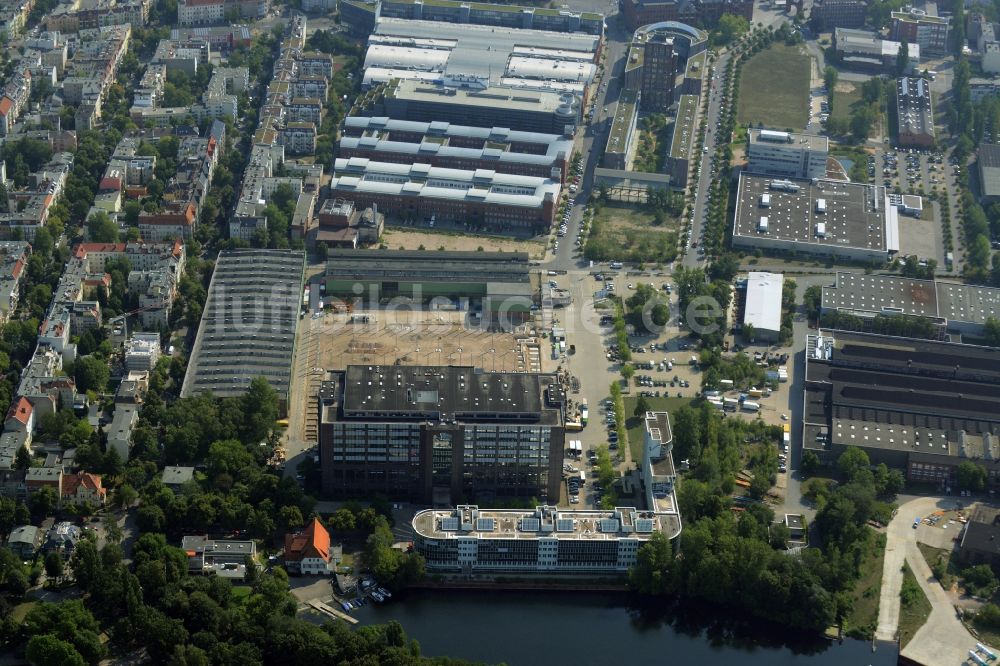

{"left": 311, "top": 589, "right": 900, "bottom": 665}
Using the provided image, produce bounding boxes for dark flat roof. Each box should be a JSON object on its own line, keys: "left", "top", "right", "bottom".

{"left": 337, "top": 365, "right": 563, "bottom": 424}
{"left": 325, "top": 249, "right": 530, "bottom": 284}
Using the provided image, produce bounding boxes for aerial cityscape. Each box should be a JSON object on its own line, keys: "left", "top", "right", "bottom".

{"left": 0, "top": 0, "right": 994, "bottom": 662}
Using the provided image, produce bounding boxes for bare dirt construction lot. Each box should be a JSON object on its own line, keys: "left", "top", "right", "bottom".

{"left": 381, "top": 228, "right": 547, "bottom": 259}
{"left": 289, "top": 308, "right": 553, "bottom": 443}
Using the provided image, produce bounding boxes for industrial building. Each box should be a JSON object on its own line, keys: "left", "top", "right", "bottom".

{"left": 620, "top": 0, "right": 752, "bottom": 31}
{"left": 891, "top": 8, "right": 950, "bottom": 56}
{"left": 328, "top": 157, "right": 559, "bottom": 234}
{"left": 181, "top": 249, "right": 304, "bottom": 409}
{"left": 834, "top": 28, "right": 920, "bottom": 72}
{"left": 803, "top": 330, "right": 1000, "bottom": 489}
{"left": 362, "top": 17, "right": 601, "bottom": 99}
{"left": 318, "top": 365, "right": 567, "bottom": 504}
{"left": 731, "top": 173, "right": 900, "bottom": 263}
{"left": 338, "top": 124, "right": 571, "bottom": 182}
{"left": 821, "top": 272, "right": 1000, "bottom": 341}
{"left": 978, "top": 143, "right": 1000, "bottom": 203}
{"left": 746, "top": 129, "right": 829, "bottom": 180}
{"left": 740, "top": 272, "right": 784, "bottom": 342}
{"left": 412, "top": 410, "right": 681, "bottom": 574}
{"left": 355, "top": 78, "right": 581, "bottom": 135}
{"left": 809, "top": 0, "right": 867, "bottom": 31}
{"left": 340, "top": 0, "right": 606, "bottom": 38}
{"left": 895, "top": 77, "right": 935, "bottom": 149}
{"left": 323, "top": 249, "right": 533, "bottom": 324}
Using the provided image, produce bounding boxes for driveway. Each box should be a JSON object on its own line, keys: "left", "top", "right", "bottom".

{"left": 877, "top": 496, "right": 975, "bottom": 665}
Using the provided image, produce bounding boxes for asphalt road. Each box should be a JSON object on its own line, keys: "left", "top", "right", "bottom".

{"left": 878, "top": 496, "right": 975, "bottom": 665}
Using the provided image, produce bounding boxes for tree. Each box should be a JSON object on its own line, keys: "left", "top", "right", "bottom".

{"left": 620, "top": 364, "right": 635, "bottom": 383}
{"left": 30, "top": 485, "right": 57, "bottom": 517}
{"left": 633, "top": 395, "right": 651, "bottom": 418}
{"left": 44, "top": 551, "right": 63, "bottom": 581}
{"left": 74, "top": 357, "right": 110, "bottom": 394}
{"left": 986, "top": 317, "right": 1000, "bottom": 347}
{"left": 86, "top": 211, "right": 119, "bottom": 243}
{"left": 958, "top": 460, "right": 988, "bottom": 491}
{"left": 650, "top": 303, "right": 670, "bottom": 328}
{"left": 803, "top": 285, "right": 822, "bottom": 321}
{"left": 628, "top": 531, "right": 673, "bottom": 594}
{"left": 896, "top": 38, "right": 909, "bottom": 76}
{"left": 715, "top": 13, "right": 750, "bottom": 45}
{"left": 963, "top": 564, "right": 998, "bottom": 595}
{"left": 836, "top": 446, "right": 870, "bottom": 481}
{"left": 14, "top": 446, "right": 31, "bottom": 471}
{"left": 241, "top": 377, "right": 278, "bottom": 444}
{"left": 823, "top": 66, "right": 838, "bottom": 95}
{"left": 742, "top": 322, "right": 755, "bottom": 342}
{"left": 25, "top": 635, "right": 86, "bottom": 666}
{"left": 114, "top": 484, "right": 138, "bottom": 510}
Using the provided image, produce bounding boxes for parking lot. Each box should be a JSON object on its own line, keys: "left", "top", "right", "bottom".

{"left": 869, "top": 147, "right": 950, "bottom": 265}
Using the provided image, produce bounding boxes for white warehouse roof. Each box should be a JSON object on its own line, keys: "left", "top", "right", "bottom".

{"left": 505, "top": 56, "right": 596, "bottom": 84}
{"left": 743, "top": 272, "right": 784, "bottom": 335}
{"left": 364, "top": 44, "right": 450, "bottom": 71}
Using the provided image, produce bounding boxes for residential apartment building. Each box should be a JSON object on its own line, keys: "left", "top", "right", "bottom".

{"left": 319, "top": 365, "right": 567, "bottom": 504}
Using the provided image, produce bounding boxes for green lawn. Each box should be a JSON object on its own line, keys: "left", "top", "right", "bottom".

{"left": 899, "top": 562, "right": 932, "bottom": 649}
{"left": 829, "top": 82, "right": 862, "bottom": 128}
{"left": 843, "top": 534, "right": 885, "bottom": 640}
{"left": 623, "top": 396, "right": 694, "bottom": 462}
{"left": 917, "top": 542, "right": 957, "bottom": 589}
{"left": 11, "top": 601, "right": 36, "bottom": 622}
{"left": 585, "top": 203, "right": 680, "bottom": 266}
{"left": 737, "top": 43, "right": 811, "bottom": 131}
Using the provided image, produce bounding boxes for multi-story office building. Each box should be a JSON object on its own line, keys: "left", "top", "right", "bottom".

{"left": 337, "top": 132, "right": 571, "bottom": 181}
{"left": 622, "top": 21, "right": 707, "bottom": 115}
{"left": 747, "top": 129, "right": 829, "bottom": 180}
{"left": 319, "top": 365, "right": 567, "bottom": 504}
{"left": 891, "top": 9, "right": 950, "bottom": 55}
{"left": 895, "top": 76, "right": 935, "bottom": 149}
{"left": 360, "top": 79, "right": 581, "bottom": 136}
{"left": 809, "top": 0, "right": 867, "bottom": 31}
{"left": 328, "top": 157, "right": 559, "bottom": 234}
{"left": 411, "top": 411, "right": 681, "bottom": 574}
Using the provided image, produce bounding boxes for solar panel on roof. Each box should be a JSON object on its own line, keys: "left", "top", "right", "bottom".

{"left": 441, "top": 517, "right": 460, "bottom": 531}
{"left": 476, "top": 518, "right": 495, "bottom": 532}
{"left": 599, "top": 519, "right": 620, "bottom": 533}
{"left": 519, "top": 518, "right": 540, "bottom": 532}
{"left": 635, "top": 519, "right": 655, "bottom": 533}
{"left": 556, "top": 519, "right": 574, "bottom": 532}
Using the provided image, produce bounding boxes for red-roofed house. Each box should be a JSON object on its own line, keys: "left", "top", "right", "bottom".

{"left": 0, "top": 97, "right": 13, "bottom": 135}
{"left": 284, "top": 517, "right": 340, "bottom": 575}
{"left": 4, "top": 397, "right": 33, "bottom": 434}
{"left": 61, "top": 471, "right": 106, "bottom": 506}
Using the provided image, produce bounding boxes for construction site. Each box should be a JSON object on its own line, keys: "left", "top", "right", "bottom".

{"left": 285, "top": 307, "right": 552, "bottom": 448}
